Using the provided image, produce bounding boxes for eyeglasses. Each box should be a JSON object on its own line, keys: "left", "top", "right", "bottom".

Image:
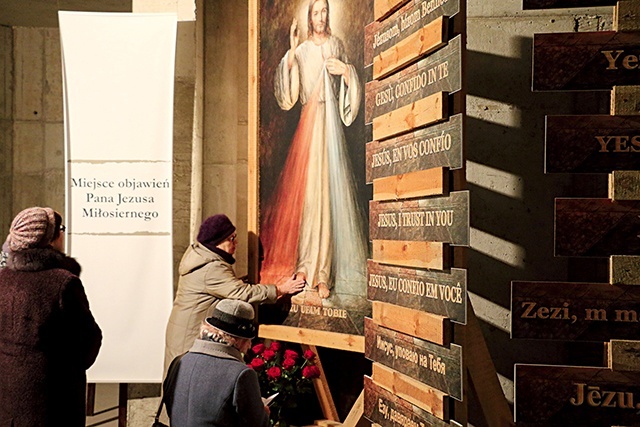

{"left": 60, "top": 225, "right": 66, "bottom": 232}
{"left": 228, "top": 234, "right": 237, "bottom": 243}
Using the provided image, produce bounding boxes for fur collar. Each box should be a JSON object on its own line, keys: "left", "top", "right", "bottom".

{"left": 6, "top": 247, "right": 81, "bottom": 275}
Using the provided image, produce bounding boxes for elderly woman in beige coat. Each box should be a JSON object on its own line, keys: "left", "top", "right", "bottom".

{"left": 164, "top": 214, "right": 305, "bottom": 370}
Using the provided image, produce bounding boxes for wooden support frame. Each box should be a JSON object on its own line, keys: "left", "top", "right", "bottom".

{"left": 86, "top": 383, "right": 96, "bottom": 416}
{"left": 259, "top": 325, "right": 365, "bottom": 353}
{"left": 303, "top": 344, "right": 340, "bottom": 422}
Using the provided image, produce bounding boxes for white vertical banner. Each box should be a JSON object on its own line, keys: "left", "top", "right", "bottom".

{"left": 59, "top": 12, "right": 177, "bottom": 382}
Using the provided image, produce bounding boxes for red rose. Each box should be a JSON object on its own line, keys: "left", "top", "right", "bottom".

{"left": 262, "top": 349, "right": 276, "bottom": 361}
{"left": 284, "top": 349, "right": 299, "bottom": 360}
{"left": 269, "top": 341, "right": 282, "bottom": 352}
{"left": 282, "top": 357, "right": 296, "bottom": 370}
{"left": 302, "top": 365, "right": 320, "bottom": 379}
{"left": 267, "top": 366, "right": 281, "bottom": 380}
{"left": 249, "top": 357, "right": 265, "bottom": 370}
{"left": 303, "top": 350, "right": 316, "bottom": 361}
{"left": 252, "top": 343, "right": 266, "bottom": 355}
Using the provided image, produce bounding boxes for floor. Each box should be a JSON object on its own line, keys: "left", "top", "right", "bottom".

{"left": 86, "top": 384, "right": 120, "bottom": 427}
{"left": 85, "top": 383, "right": 164, "bottom": 427}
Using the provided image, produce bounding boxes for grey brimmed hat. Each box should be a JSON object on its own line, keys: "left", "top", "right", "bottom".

{"left": 206, "top": 299, "right": 256, "bottom": 339}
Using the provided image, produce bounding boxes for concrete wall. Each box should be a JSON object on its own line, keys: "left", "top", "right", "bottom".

{"left": 466, "top": 3, "right": 611, "bottom": 411}
{"left": 202, "top": 0, "right": 250, "bottom": 276}
{"left": 1, "top": 27, "right": 65, "bottom": 221}
{"left": 0, "top": 25, "right": 13, "bottom": 234}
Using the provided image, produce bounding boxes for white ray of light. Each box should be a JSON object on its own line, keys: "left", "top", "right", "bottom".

{"left": 467, "top": 160, "right": 524, "bottom": 199}
{"left": 471, "top": 227, "right": 526, "bottom": 268}
{"left": 469, "top": 292, "right": 511, "bottom": 334}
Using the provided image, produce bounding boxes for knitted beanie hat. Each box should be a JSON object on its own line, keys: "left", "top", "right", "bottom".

{"left": 206, "top": 299, "right": 256, "bottom": 339}
{"left": 8, "top": 207, "right": 57, "bottom": 252}
{"left": 197, "top": 214, "right": 236, "bottom": 249}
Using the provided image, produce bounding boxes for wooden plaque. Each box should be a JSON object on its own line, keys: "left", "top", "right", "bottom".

{"left": 511, "top": 281, "right": 640, "bottom": 341}
{"left": 374, "top": 0, "right": 411, "bottom": 21}
{"left": 365, "top": 318, "right": 463, "bottom": 400}
{"left": 555, "top": 198, "right": 640, "bottom": 256}
{"left": 610, "top": 255, "right": 640, "bottom": 285}
{"left": 515, "top": 364, "right": 640, "bottom": 426}
{"left": 373, "top": 92, "right": 447, "bottom": 141}
{"left": 523, "top": 0, "right": 616, "bottom": 9}
{"left": 610, "top": 170, "right": 640, "bottom": 201}
{"left": 373, "top": 363, "right": 449, "bottom": 420}
{"left": 373, "top": 167, "right": 447, "bottom": 201}
{"left": 366, "top": 114, "right": 463, "bottom": 183}
{"left": 370, "top": 191, "right": 470, "bottom": 246}
{"left": 371, "top": 240, "right": 449, "bottom": 270}
{"left": 363, "top": 376, "right": 454, "bottom": 427}
{"left": 533, "top": 31, "right": 640, "bottom": 91}
{"left": 365, "top": 0, "right": 460, "bottom": 71}
{"left": 374, "top": 17, "right": 449, "bottom": 81}
{"left": 372, "top": 300, "right": 450, "bottom": 346}
{"left": 366, "top": 35, "right": 462, "bottom": 124}
{"left": 368, "top": 260, "right": 467, "bottom": 323}
{"left": 545, "top": 115, "right": 640, "bottom": 173}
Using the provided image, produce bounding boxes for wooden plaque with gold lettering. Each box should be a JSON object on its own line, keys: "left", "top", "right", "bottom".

{"left": 365, "top": 35, "right": 461, "bottom": 124}
{"left": 545, "top": 115, "right": 640, "bottom": 173}
{"left": 374, "top": 0, "right": 411, "bottom": 22}
{"left": 365, "top": 0, "right": 460, "bottom": 79}
{"left": 368, "top": 260, "right": 466, "bottom": 323}
{"left": 511, "top": 281, "right": 640, "bottom": 341}
{"left": 555, "top": 198, "right": 640, "bottom": 256}
{"left": 515, "top": 364, "right": 640, "bottom": 426}
{"left": 363, "top": 376, "right": 460, "bottom": 427}
{"left": 533, "top": 31, "right": 640, "bottom": 91}
{"left": 370, "top": 191, "right": 470, "bottom": 245}
{"left": 523, "top": 0, "right": 616, "bottom": 9}
{"left": 366, "top": 114, "right": 463, "bottom": 183}
{"left": 365, "top": 318, "right": 463, "bottom": 400}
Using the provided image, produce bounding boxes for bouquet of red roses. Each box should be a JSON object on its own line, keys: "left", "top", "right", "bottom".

{"left": 247, "top": 340, "right": 321, "bottom": 426}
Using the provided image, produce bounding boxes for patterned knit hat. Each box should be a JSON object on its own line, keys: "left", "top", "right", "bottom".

{"left": 206, "top": 299, "right": 256, "bottom": 339}
{"left": 8, "top": 207, "right": 57, "bottom": 252}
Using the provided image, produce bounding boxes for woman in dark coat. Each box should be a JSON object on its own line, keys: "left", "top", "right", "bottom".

{"left": 0, "top": 207, "right": 102, "bottom": 427}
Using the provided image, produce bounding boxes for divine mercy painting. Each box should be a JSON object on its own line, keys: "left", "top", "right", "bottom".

{"left": 258, "top": 0, "right": 372, "bottom": 335}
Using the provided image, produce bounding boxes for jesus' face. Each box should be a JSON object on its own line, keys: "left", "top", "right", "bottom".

{"left": 310, "top": 0, "right": 328, "bottom": 36}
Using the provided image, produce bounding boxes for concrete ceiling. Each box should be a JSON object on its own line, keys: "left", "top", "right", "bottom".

{"left": 0, "top": 0, "right": 133, "bottom": 28}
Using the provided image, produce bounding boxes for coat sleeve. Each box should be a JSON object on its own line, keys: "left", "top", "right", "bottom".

{"left": 59, "top": 277, "right": 103, "bottom": 370}
{"left": 203, "top": 261, "right": 278, "bottom": 304}
{"left": 234, "top": 368, "right": 270, "bottom": 427}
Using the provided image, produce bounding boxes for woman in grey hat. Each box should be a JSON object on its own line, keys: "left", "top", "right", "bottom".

{"left": 0, "top": 207, "right": 102, "bottom": 427}
{"left": 167, "top": 299, "right": 269, "bottom": 427}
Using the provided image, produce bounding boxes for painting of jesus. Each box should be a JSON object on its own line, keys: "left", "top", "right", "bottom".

{"left": 258, "top": 0, "right": 372, "bottom": 334}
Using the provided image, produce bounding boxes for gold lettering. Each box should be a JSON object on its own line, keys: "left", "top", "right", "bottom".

{"left": 521, "top": 302, "right": 537, "bottom": 318}
{"left": 614, "top": 309, "right": 638, "bottom": 322}
{"left": 596, "top": 136, "right": 615, "bottom": 152}
{"left": 623, "top": 54, "right": 639, "bottom": 70}
{"left": 570, "top": 383, "right": 585, "bottom": 406}
{"left": 615, "top": 136, "right": 630, "bottom": 153}
{"left": 585, "top": 308, "right": 607, "bottom": 321}
{"left": 602, "top": 390, "right": 617, "bottom": 408}
{"left": 587, "top": 386, "right": 601, "bottom": 407}
{"left": 602, "top": 50, "right": 624, "bottom": 70}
